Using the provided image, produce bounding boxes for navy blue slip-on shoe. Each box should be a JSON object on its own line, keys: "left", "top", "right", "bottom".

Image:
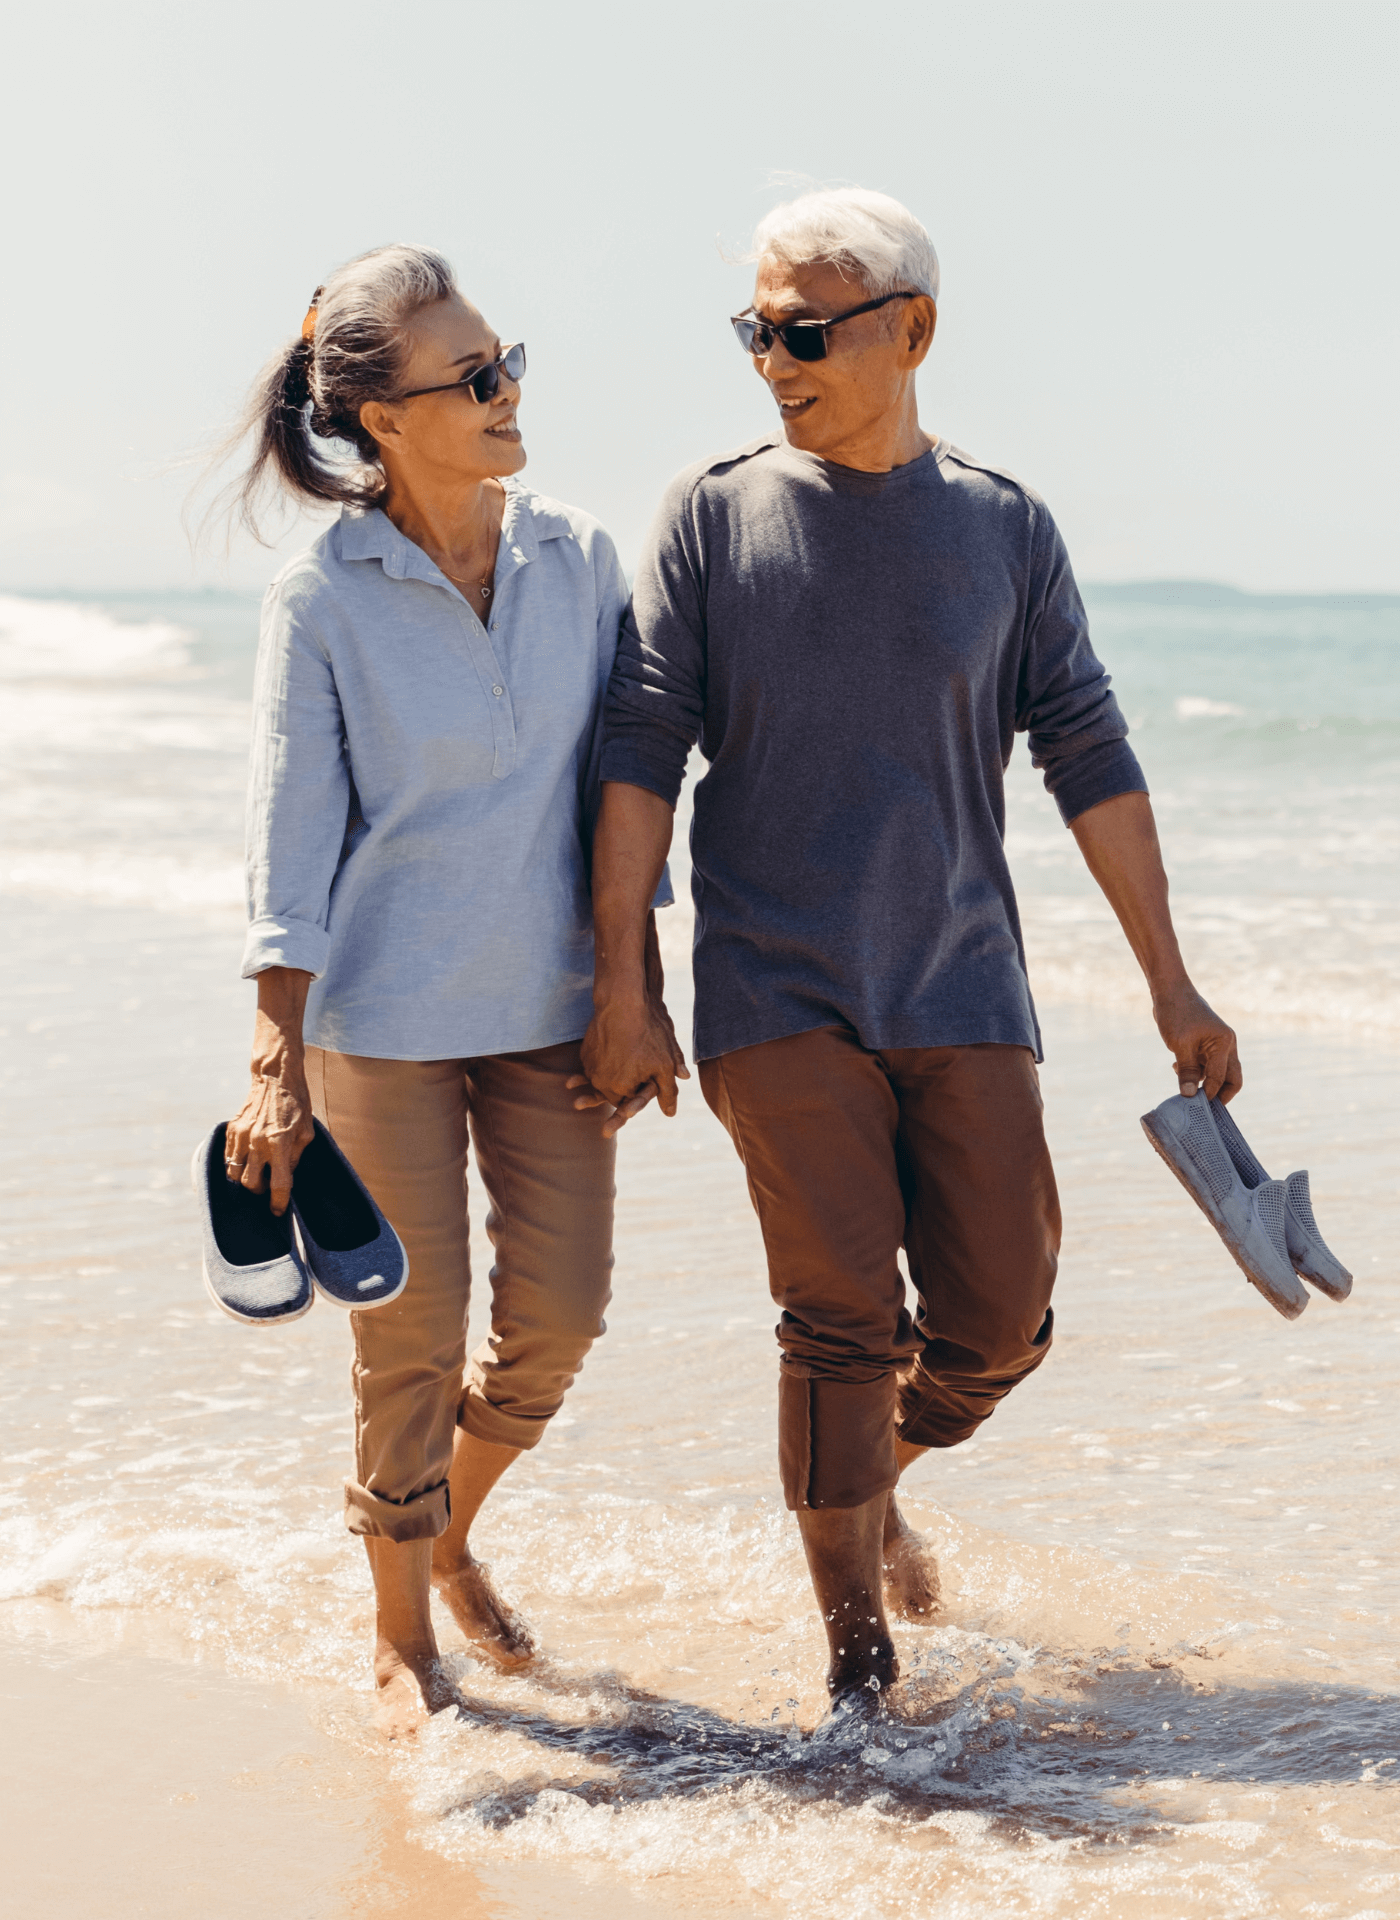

{"left": 191, "top": 1123, "right": 313, "bottom": 1326}
{"left": 290, "top": 1118, "right": 408, "bottom": 1311}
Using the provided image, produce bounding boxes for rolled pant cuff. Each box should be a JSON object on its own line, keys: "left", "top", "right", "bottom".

{"left": 456, "top": 1387, "right": 548, "bottom": 1453}
{"left": 779, "top": 1369, "right": 899, "bottom": 1510}
{"left": 343, "top": 1476, "right": 449, "bottom": 1541}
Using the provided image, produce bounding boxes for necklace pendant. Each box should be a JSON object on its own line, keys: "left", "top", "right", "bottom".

{"left": 480, "top": 584, "right": 491, "bottom": 598}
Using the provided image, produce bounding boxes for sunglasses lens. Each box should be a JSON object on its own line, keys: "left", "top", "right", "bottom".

{"left": 731, "top": 318, "right": 765, "bottom": 355}
{"left": 467, "top": 362, "right": 501, "bottom": 403}
{"left": 502, "top": 342, "right": 526, "bottom": 382}
{"left": 783, "top": 325, "right": 827, "bottom": 363}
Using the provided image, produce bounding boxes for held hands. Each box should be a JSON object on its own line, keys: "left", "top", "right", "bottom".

{"left": 1153, "top": 979, "right": 1242, "bottom": 1103}
{"left": 569, "top": 990, "right": 690, "bottom": 1137}
{"left": 224, "top": 1068, "right": 315, "bottom": 1215}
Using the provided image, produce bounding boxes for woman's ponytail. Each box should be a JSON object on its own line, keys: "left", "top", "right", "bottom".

{"left": 196, "top": 245, "right": 457, "bottom": 547}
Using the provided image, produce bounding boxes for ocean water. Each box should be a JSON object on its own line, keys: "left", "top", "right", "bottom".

{"left": 2, "top": 583, "right": 1397, "bottom": 1918}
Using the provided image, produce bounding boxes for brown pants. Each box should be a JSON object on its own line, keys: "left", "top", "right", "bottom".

{"left": 306, "top": 1041, "right": 614, "bottom": 1542}
{"left": 700, "top": 1027, "right": 1059, "bottom": 1511}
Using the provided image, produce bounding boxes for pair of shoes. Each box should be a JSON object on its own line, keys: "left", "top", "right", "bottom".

{"left": 1140, "top": 1093, "right": 1353, "bottom": 1320}
{"left": 192, "top": 1119, "right": 408, "bottom": 1326}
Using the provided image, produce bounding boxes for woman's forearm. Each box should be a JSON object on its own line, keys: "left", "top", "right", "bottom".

{"left": 251, "top": 967, "right": 314, "bottom": 1081}
{"left": 226, "top": 968, "right": 316, "bottom": 1211}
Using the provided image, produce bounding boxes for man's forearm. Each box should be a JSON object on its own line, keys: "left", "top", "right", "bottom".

{"left": 1069, "top": 791, "right": 1188, "bottom": 997}
{"left": 592, "top": 782, "right": 675, "bottom": 1004}
{"left": 1070, "top": 789, "right": 1241, "bottom": 1099}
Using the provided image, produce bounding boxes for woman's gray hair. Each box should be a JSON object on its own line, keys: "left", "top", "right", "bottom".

{"left": 212, "top": 243, "right": 458, "bottom": 543}
{"left": 747, "top": 189, "right": 940, "bottom": 304}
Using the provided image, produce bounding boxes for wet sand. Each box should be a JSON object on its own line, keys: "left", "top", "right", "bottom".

{"left": 0, "top": 1627, "right": 701, "bottom": 1920}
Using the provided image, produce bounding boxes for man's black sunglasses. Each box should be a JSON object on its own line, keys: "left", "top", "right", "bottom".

{"left": 399, "top": 341, "right": 526, "bottom": 402}
{"left": 730, "top": 292, "right": 918, "bottom": 362}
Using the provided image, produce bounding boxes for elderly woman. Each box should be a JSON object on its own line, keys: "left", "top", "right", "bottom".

{"left": 220, "top": 244, "right": 679, "bottom": 1719}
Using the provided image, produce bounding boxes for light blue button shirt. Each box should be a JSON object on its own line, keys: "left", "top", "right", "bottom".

{"left": 242, "top": 481, "right": 670, "bottom": 1060}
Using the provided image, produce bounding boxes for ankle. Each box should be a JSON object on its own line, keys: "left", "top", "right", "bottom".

{"left": 826, "top": 1644, "right": 899, "bottom": 1699}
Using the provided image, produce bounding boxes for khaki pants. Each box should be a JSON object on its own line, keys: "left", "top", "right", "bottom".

{"left": 306, "top": 1041, "right": 614, "bottom": 1542}
{"left": 700, "top": 1027, "right": 1059, "bottom": 1511}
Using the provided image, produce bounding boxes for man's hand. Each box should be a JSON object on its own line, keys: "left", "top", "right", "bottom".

{"left": 1154, "top": 980, "right": 1241, "bottom": 1104}
{"left": 570, "top": 990, "right": 690, "bottom": 1139}
{"left": 574, "top": 787, "right": 686, "bottom": 1136}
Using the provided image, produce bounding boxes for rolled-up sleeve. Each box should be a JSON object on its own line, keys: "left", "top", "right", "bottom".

{"left": 584, "top": 533, "right": 675, "bottom": 909}
{"left": 240, "top": 580, "right": 350, "bottom": 979}
{"left": 600, "top": 476, "right": 707, "bottom": 808}
{"left": 1017, "top": 508, "right": 1148, "bottom": 826}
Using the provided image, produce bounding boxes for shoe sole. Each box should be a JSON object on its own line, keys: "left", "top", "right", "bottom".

{"left": 191, "top": 1138, "right": 315, "bottom": 1327}
{"left": 1294, "top": 1263, "right": 1351, "bottom": 1303}
{"left": 1140, "top": 1112, "right": 1307, "bottom": 1320}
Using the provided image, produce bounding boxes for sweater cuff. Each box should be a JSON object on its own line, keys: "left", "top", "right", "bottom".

{"left": 241, "top": 915, "right": 330, "bottom": 980}
{"left": 600, "top": 737, "right": 687, "bottom": 809}
{"left": 1052, "top": 740, "right": 1149, "bottom": 827}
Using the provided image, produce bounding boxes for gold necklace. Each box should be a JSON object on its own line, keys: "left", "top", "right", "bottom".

{"left": 440, "top": 565, "right": 492, "bottom": 599}
{"left": 438, "top": 486, "right": 502, "bottom": 600}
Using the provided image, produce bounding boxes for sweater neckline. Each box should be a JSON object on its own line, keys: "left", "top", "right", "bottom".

{"left": 773, "top": 436, "right": 943, "bottom": 496}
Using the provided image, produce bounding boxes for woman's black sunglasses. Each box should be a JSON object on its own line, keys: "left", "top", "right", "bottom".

{"left": 730, "top": 292, "right": 917, "bottom": 363}
{"left": 399, "top": 341, "right": 526, "bottom": 403}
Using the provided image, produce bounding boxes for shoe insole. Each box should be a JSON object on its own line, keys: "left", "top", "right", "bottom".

{"left": 292, "top": 1127, "right": 379, "bottom": 1252}
{"left": 208, "top": 1124, "right": 295, "bottom": 1266}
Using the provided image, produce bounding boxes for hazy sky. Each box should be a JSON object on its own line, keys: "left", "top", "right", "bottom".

{"left": 2, "top": 0, "right": 1395, "bottom": 591}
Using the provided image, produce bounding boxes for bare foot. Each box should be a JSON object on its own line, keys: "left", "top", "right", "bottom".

{"left": 373, "top": 1637, "right": 459, "bottom": 1738}
{"left": 431, "top": 1553, "right": 535, "bottom": 1669}
{"left": 882, "top": 1495, "right": 942, "bottom": 1620}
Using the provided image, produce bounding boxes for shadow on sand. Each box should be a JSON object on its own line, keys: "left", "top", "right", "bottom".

{"left": 423, "top": 1650, "right": 1399, "bottom": 1849}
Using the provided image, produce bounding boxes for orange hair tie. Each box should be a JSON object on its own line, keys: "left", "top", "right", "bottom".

{"left": 300, "top": 286, "right": 324, "bottom": 343}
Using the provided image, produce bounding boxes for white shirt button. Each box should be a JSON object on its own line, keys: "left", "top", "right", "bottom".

{"left": 492, "top": 685, "right": 504, "bottom": 697}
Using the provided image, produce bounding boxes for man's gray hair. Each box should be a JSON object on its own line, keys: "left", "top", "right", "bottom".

{"left": 748, "top": 188, "right": 940, "bottom": 303}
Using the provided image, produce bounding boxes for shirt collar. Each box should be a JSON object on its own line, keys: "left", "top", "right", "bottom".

{"left": 336, "top": 480, "right": 575, "bottom": 589}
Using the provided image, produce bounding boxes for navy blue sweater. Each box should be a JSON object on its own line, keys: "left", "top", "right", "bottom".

{"left": 602, "top": 436, "right": 1146, "bottom": 1062}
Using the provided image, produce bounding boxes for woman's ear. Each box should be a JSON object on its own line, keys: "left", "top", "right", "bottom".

{"left": 359, "top": 399, "right": 403, "bottom": 451}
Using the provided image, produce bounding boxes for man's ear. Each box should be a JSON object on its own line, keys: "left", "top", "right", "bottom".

{"left": 905, "top": 297, "right": 937, "bottom": 368}
{"left": 359, "top": 400, "right": 402, "bottom": 451}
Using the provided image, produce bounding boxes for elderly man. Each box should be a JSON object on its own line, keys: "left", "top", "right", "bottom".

{"left": 578, "top": 187, "right": 1240, "bottom": 1709}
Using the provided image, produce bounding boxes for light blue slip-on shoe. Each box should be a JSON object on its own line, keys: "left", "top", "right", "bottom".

{"left": 191, "top": 1123, "right": 313, "bottom": 1326}
{"left": 1140, "top": 1094, "right": 1309, "bottom": 1320}
{"left": 290, "top": 1118, "right": 408, "bottom": 1311}
{"left": 1208, "top": 1098, "right": 1353, "bottom": 1301}
{"left": 1281, "top": 1170, "right": 1353, "bottom": 1301}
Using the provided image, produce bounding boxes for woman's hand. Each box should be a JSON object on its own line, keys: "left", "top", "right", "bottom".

{"left": 224, "top": 967, "right": 315, "bottom": 1214}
